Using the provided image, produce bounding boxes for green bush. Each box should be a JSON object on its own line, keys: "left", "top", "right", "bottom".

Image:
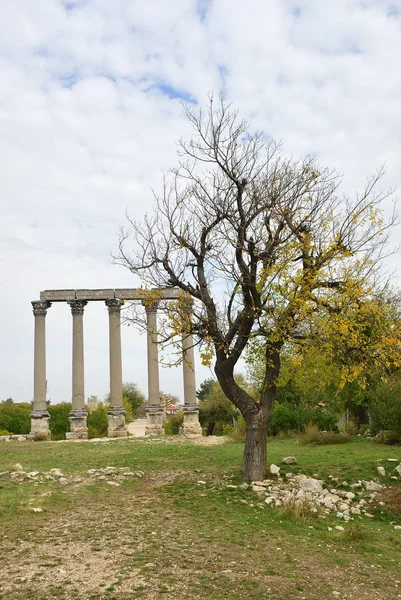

{"left": 269, "top": 403, "right": 304, "bottom": 435}
{"left": 309, "top": 407, "right": 339, "bottom": 432}
{"left": 164, "top": 411, "right": 184, "bottom": 435}
{"left": 48, "top": 402, "right": 71, "bottom": 440}
{"left": 0, "top": 400, "right": 31, "bottom": 435}
{"left": 268, "top": 402, "right": 339, "bottom": 436}
{"left": 87, "top": 404, "right": 109, "bottom": 438}
{"left": 368, "top": 377, "right": 401, "bottom": 444}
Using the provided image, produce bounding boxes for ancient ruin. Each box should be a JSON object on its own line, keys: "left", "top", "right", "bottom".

{"left": 30, "top": 289, "right": 202, "bottom": 440}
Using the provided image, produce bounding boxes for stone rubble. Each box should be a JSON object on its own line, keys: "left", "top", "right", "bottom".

{"left": 225, "top": 460, "right": 399, "bottom": 524}
{"left": 0, "top": 465, "right": 145, "bottom": 487}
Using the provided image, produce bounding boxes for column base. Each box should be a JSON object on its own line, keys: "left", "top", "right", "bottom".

{"left": 66, "top": 410, "right": 88, "bottom": 440}
{"left": 145, "top": 406, "right": 165, "bottom": 435}
{"left": 107, "top": 407, "right": 127, "bottom": 438}
{"left": 180, "top": 405, "right": 202, "bottom": 436}
{"left": 29, "top": 411, "right": 51, "bottom": 441}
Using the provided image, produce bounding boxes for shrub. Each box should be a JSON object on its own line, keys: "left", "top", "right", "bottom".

{"left": 224, "top": 414, "right": 246, "bottom": 441}
{"left": 368, "top": 377, "right": 401, "bottom": 444}
{"left": 269, "top": 403, "right": 304, "bottom": 435}
{"left": 268, "top": 402, "right": 339, "bottom": 436}
{"left": 164, "top": 411, "right": 184, "bottom": 435}
{"left": 309, "top": 407, "right": 339, "bottom": 432}
{"left": 300, "top": 423, "right": 350, "bottom": 445}
{"left": 0, "top": 401, "right": 31, "bottom": 435}
{"left": 87, "top": 404, "right": 108, "bottom": 438}
{"left": 48, "top": 402, "right": 71, "bottom": 440}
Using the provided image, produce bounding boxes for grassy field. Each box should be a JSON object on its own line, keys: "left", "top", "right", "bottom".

{"left": 0, "top": 435, "right": 400, "bottom": 600}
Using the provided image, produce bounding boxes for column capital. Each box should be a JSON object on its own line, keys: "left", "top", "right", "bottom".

{"left": 142, "top": 300, "right": 159, "bottom": 313}
{"left": 32, "top": 301, "right": 51, "bottom": 316}
{"left": 105, "top": 298, "right": 124, "bottom": 315}
{"left": 68, "top": 299, "right": 88, "bottom": 315}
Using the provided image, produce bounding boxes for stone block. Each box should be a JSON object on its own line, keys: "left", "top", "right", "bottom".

{"left": 40, "top": 289, "right": 76, "bottom": 301}
{"left": 180, "top": 405, "right": 202, "bottom": 436}
{"left": 145, "top": 407, "right": 165, "bottom": 435}
{"left": 66, "top": 411, "right": 88, "bottom": 440}
{"left": 76, "top": 289, "right": 115, "bottom": 300}
{"left": 114, "top": 288, "right": 141, "bottom": 300}
{"left": 30, "top": 414, "right": 51, "bottom": 441}
{"left": 107, "top": 408, "right": 127, "bottom": 438}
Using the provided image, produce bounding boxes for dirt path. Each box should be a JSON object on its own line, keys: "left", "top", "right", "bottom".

{"left": 127, "top": 418, "right": 147, "bottom": 437}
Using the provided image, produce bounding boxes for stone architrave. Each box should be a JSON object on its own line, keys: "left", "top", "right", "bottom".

{"left": 30, "top": 301, "right": 51, "bottom": 440}
{"left": 181, "top": 332, "right": 202, "bottom": 435}
{"left": 66, "top": 300, "right": 88, "bottom": 440}
{"left": 105, "top": 299, "right": 127, "bottom": 438}
{"left": 143, "top": 301, "right": 164, "bottom": 435}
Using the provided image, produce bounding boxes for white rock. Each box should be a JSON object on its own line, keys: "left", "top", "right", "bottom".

{"left": 350, "top": 507, "right": 361, "bottom": 515}
{"left": 26, "top": 471, "right": 40, "bottom": 479}
{"left": 265, "top": 497, "right": 274, "bottom": 505}
{"left": 299, "top": 478, "right": 324, "bottom": 493}
{"left": 58, "top": 478, "right": 68, "bottom": 486}
{"left": 282, "top": 456, "right": 297, "bottom": 465}
{"left": 335, "top": 526, "right": 345, "bottom": 531}
{"left": 31, "top": 507, "right": 43, "bottom": 513}
{"left": 377, "top": 466, "right": 386, "bottom": 477}
{"left": 197, "top": 480, "right": 206, "bottom": 484}
{"left": 106, "top": 481, "right": 120, "bottom": 486}
{"left": 252, "top": 485, "right": 266, "bottom": 493}
{"left": 339, "top": 503, "right": 349, "bottom": 513}
{"left": 394, "top": 525, "right": 401, "bottom": 530}
{"left": 387, "top": 458, "right": 398, "bottom": 462}
{"left": 336, "top": 512, "right": 344, "bottom": 519}
{"left": 395, "top": 464, "right": 401, "bottom": 478}
{"left": 350, "top": 483, "right": 362, "bottom": 490}
{"left": 362, "top": 480, "right": 382, "bottom": 491}
{"left": 269, "top": 464, "right": 280, "bottom": 475}
{"left": 285, "top": 473, "right": 293, "bottom": 478}
{"left": 50, "top": 469, "right": 64, "bottom": 478}
{"left": 345, "top": 492, "right": 356, "bottom": 500}
{"left": 13, "top": 463, "right": 24, "bottom": 472}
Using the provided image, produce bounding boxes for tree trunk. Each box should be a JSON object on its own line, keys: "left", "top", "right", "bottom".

{"left": 242, "top": 408, "right": 268, "bottom": 481}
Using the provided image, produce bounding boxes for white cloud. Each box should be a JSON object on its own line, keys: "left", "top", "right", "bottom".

{"left": 0, "top": 0, "right": 400, "bottom": 402}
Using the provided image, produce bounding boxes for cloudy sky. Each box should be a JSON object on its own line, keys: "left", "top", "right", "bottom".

{"left": 1, "top": 0, "right": 400, "bottom": 404}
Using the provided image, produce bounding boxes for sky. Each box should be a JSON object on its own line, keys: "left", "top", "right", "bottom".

{"left": 0, "top": 0, "right": 400, "bottom": 404}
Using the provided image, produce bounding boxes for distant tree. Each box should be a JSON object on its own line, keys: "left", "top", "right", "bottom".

{"left": 196, "top": 378, "right": 215, "bottom": 401}
{"left": 105, "top": 382, "right": 146, "bottom": 419}
{"left": 160, "top": 392, "right": 180, "bottom": 408}
{"left": 122, "top": 383, "right": 146, "bottom": 418}
{"left": 198, "top": 379, "right": 238, "bottom": 435}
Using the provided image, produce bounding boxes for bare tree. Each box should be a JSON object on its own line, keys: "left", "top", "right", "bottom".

{"left": 116, "top": 94, "right": 397, "bottom": 480}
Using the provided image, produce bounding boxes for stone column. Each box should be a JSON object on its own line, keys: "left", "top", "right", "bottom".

{"left": 105, "top": 299, "right": 126, "bottom": 437}
{"left": 181, "top": 332, "right": 202, "bottom": 435}
{"left": 30, "top": 301, "right": 51, "bottom": 440}
{"left": 66, "top": 300, "right": 88, "bottom": 440}
{"left": 144, "top": 302, "right": 164, "bottom": 435}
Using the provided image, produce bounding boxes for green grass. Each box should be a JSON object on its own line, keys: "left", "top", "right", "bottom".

{"left": 0, "top": 436, "right": 400, "bottom": 599}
